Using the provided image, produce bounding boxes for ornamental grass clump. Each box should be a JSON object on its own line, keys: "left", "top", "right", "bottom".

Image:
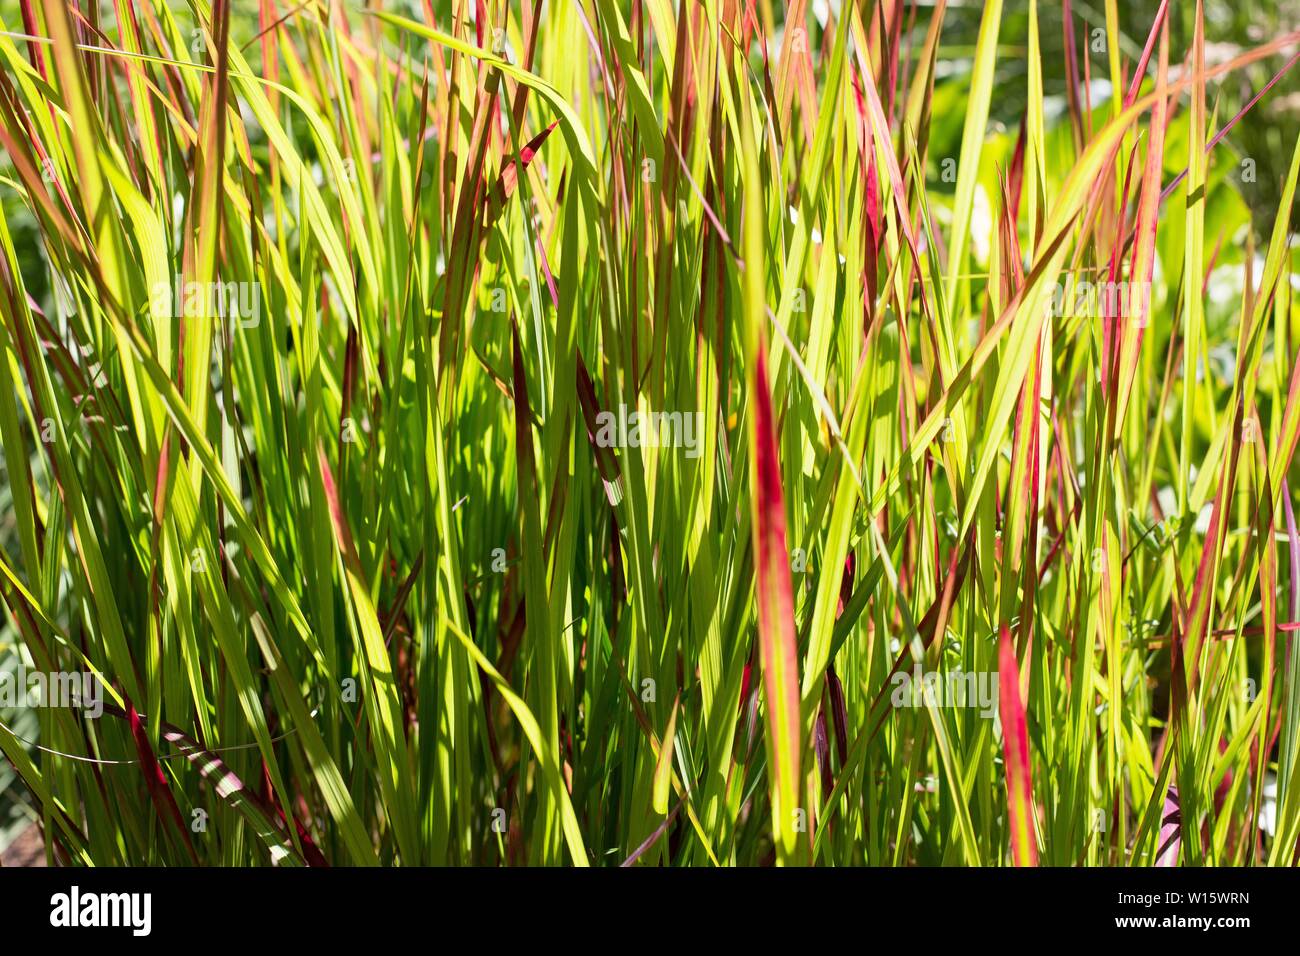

{"left": 0, "top": 0, "right": 1299, "bottom": 867}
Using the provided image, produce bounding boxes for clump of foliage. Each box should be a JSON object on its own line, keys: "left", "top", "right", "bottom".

{"left": 0, "top": 0, "right": 1299, "bottom": 867}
